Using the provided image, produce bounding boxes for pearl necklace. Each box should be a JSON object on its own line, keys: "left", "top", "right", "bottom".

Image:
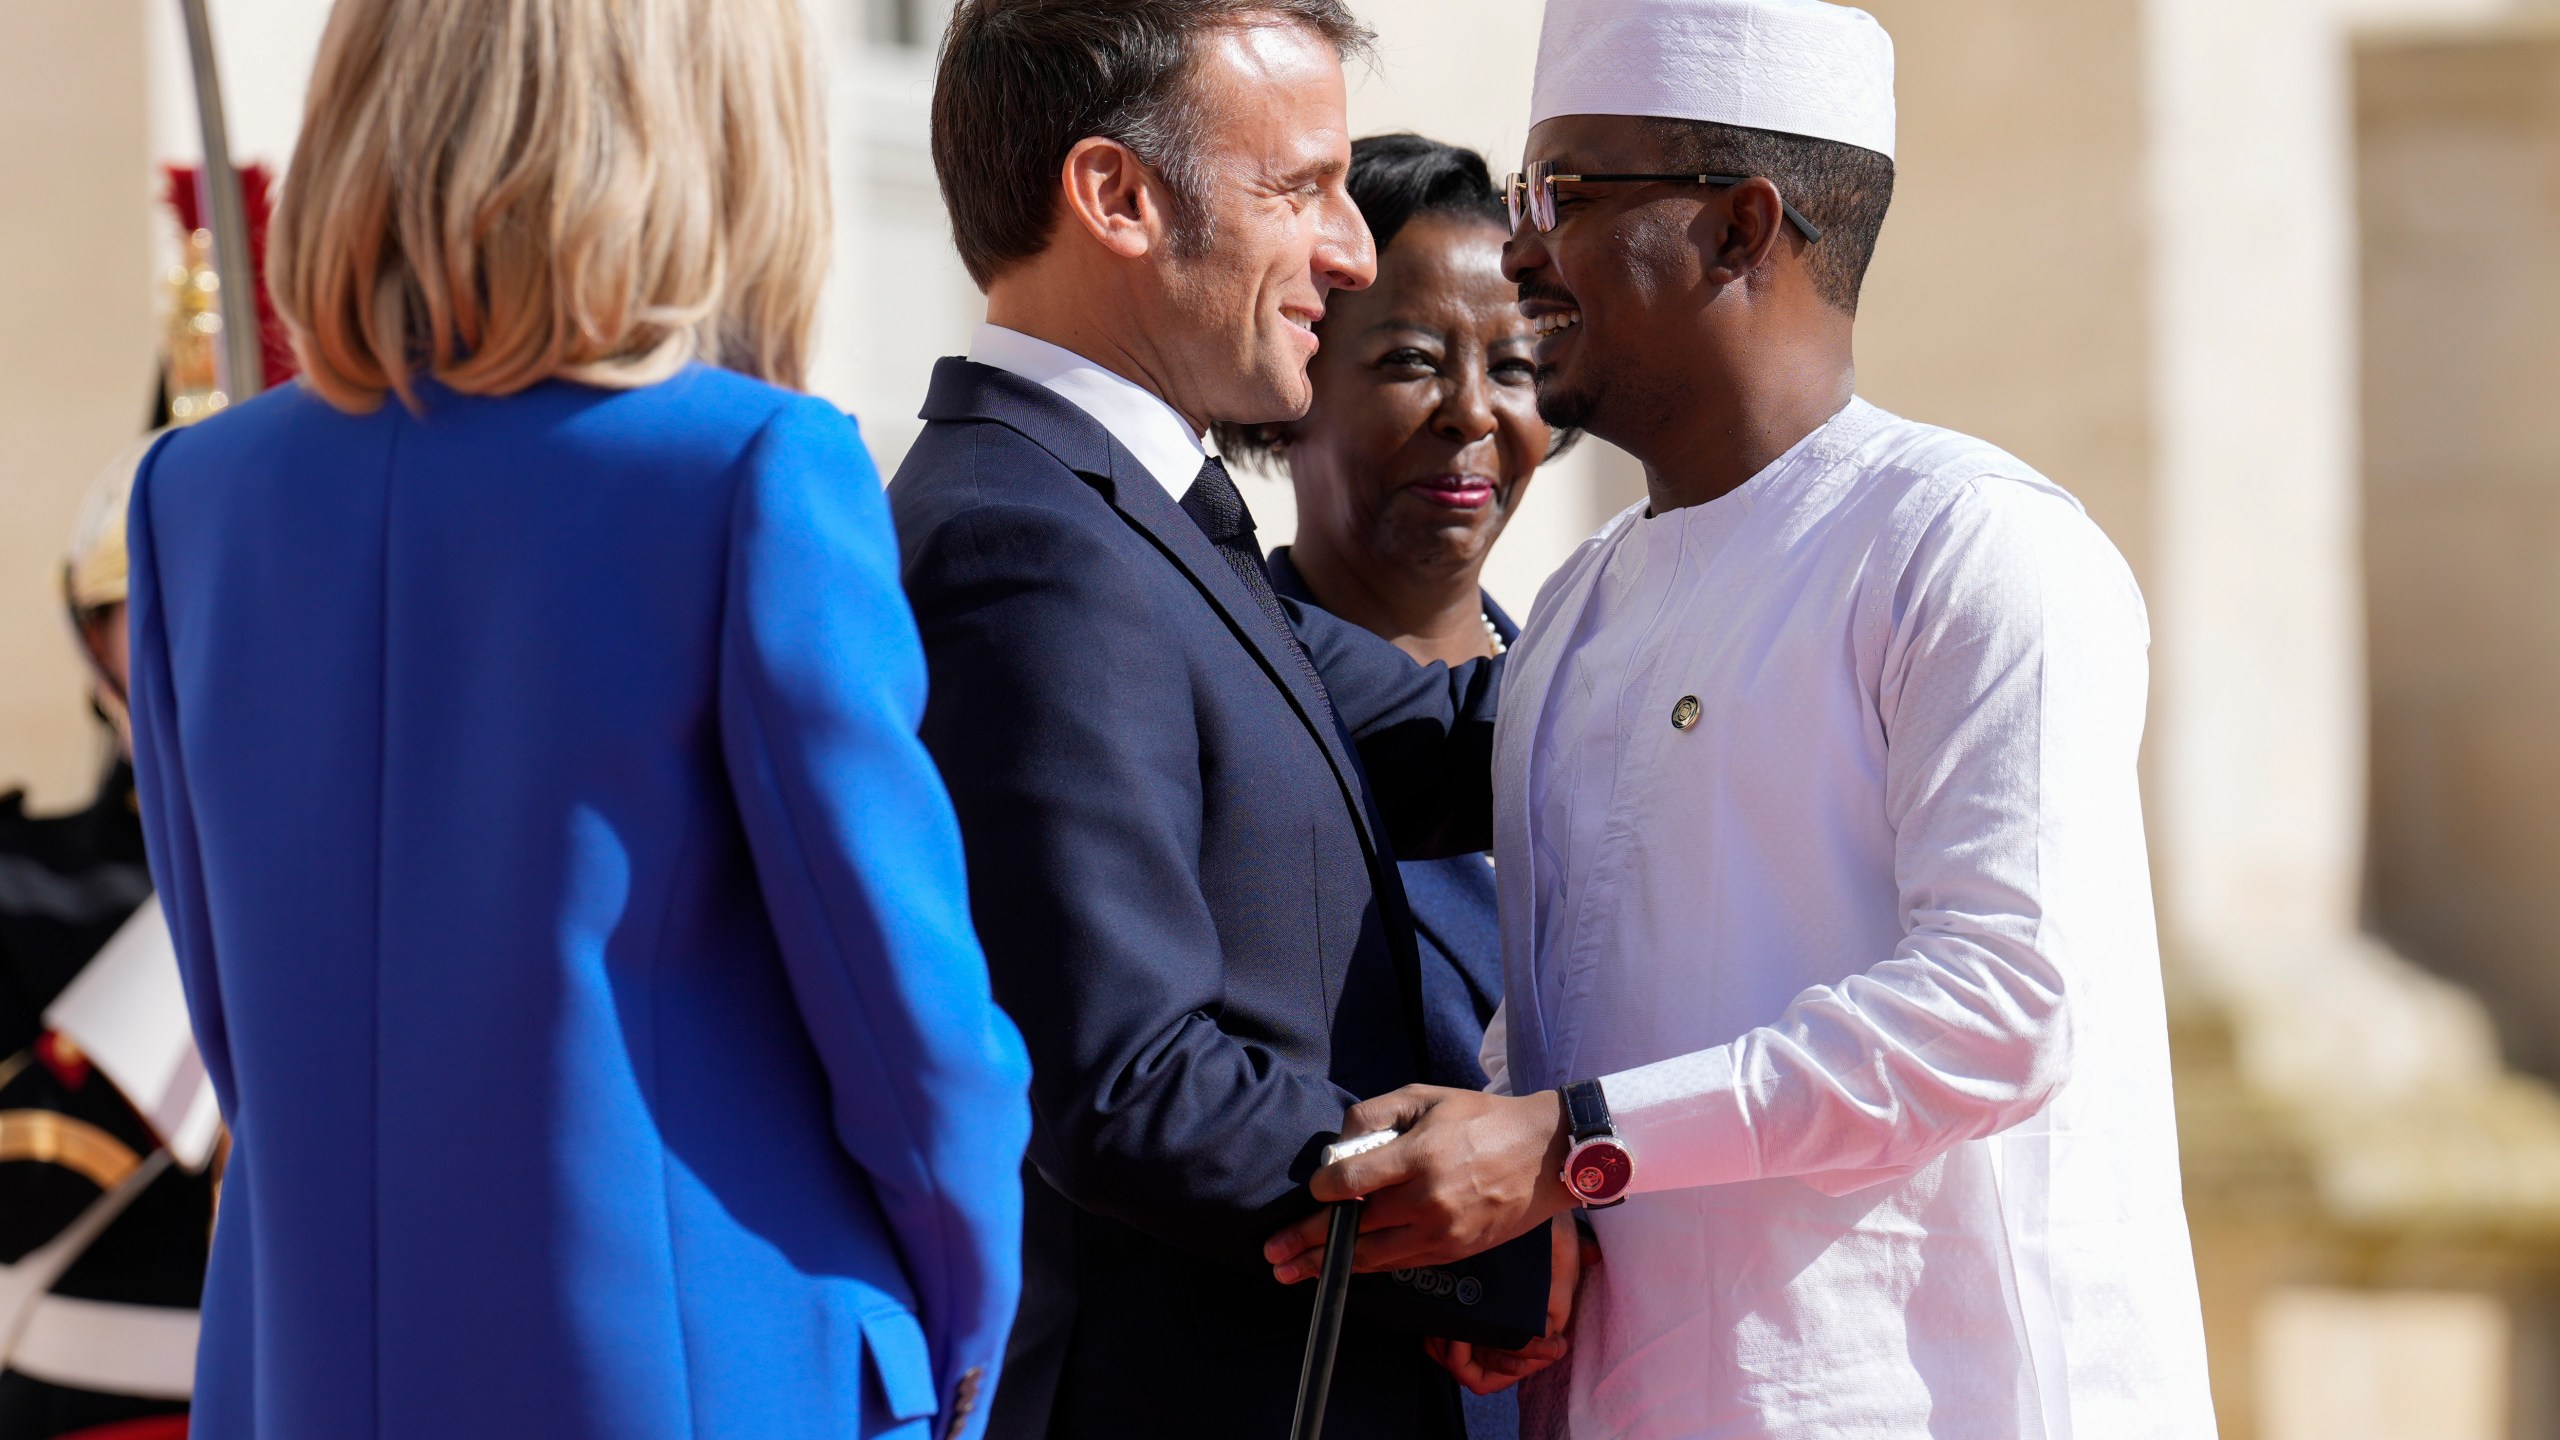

{"left": 1483, "top": 611, "right": 1506, "bottom": 656}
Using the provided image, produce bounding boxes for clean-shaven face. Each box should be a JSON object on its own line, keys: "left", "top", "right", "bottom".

{"left": 1501, "top": 114, "right": 1711, "bottom": 442}
{"left": 1156, "top": 23, "right": 1376, "bottom": 427}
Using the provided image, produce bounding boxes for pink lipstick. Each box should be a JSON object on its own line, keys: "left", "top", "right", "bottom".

{"left": 1407, "top": 475, "right": 1498, "bottom": 511}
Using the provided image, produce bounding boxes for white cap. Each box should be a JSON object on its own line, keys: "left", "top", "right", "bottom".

{"left": 1530, "top": 0, "right": 1897, "bottom": 162}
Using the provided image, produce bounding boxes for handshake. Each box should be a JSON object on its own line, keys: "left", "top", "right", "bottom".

{"left": 1263, "top": 1085, "right": 1601, "bottom": 1396}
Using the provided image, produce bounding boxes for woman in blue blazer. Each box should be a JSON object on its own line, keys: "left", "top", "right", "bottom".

{"left": 123, "top": 2, "right": 1029, "bottom": 1436}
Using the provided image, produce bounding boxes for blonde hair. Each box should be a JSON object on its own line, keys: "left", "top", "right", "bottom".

{"left": 271, "top": 0, "right": 829, "bottom": 412}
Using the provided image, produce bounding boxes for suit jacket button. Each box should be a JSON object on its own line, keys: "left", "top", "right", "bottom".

{"left": 945, "top": 1366, "right": 984, "bottom": 1440}
{"left": 1671, "top": 695, "right": 1702, "bottom": 730}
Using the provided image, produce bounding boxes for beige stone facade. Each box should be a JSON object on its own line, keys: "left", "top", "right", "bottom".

{"left": 0, "top": 4, "right": 152, "bottom": 808}
{"left": 2359, "top": 22, "right": 2560, "bottom": 1088}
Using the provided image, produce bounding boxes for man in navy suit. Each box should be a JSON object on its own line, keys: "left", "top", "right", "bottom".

{"left": 889, "top": 3, "right": 1559, "bottom": 1437}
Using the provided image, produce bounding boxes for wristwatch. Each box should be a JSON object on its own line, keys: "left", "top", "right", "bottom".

{"left": 1558, "top": 1078, "right": 1635, "bottom": 1208}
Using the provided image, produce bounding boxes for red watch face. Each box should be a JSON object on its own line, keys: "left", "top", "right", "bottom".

{"left": 1565, "top": 1138, "right": 1633, "bottom": 1203}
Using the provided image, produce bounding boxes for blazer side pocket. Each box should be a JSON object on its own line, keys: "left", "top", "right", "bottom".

{"left": 861, "top": 1306, "right": 940, "bottom": 1422}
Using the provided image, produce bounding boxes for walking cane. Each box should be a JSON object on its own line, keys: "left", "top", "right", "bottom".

{"left": 1288, "top": 1130, "right": 1397, "bottom": 1440}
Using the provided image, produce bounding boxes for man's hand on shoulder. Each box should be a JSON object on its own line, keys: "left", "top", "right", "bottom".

{"left": 1262, "top": 1084, "right": 1576, "bottom": 1282}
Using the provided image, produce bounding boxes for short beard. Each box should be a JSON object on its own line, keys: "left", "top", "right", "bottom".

{"left": 1534, "top": 365, "right": 1601, "bottom": 433}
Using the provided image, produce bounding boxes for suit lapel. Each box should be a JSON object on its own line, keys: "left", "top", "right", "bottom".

{"left": 919, "top": 360, "right": 1378, "bottom": 855}
{"left": 1105, "top": 473, "right": 1376, "bottom": 849}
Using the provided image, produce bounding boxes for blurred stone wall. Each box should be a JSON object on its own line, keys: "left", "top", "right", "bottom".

{"left": 1852, "top": 0, "right": 2157, "bottom": 574}
{"left": 2358, "top": 22, "right": 2560, "bottom": 1085}
{"left": 0, "top": 4, "right": 151, "bottom": 808}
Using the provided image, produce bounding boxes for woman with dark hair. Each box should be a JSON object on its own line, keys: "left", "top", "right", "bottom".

{"left": 1221, "top": 132, "right": 1573, "bottom": 1440}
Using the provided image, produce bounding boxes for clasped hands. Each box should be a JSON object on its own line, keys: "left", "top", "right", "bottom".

{"left": 1261, "top": 1085, "right": 1596, "bottom": 1394}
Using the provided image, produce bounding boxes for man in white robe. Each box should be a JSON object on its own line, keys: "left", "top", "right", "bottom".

{"left": 1262, "top": 2, "right": 2219, "bottom": 1435}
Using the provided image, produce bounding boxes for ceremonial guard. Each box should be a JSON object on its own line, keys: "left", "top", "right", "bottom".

{"left": 1, "top": 440, "right": 222, "bottom": 1440}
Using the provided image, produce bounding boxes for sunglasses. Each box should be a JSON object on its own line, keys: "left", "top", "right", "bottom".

{"left": 1503, "top": 159, "right": 1825, "bottom": 242}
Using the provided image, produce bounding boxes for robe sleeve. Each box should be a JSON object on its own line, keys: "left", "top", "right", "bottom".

{"left": 126, "top": 432, "right": 238, "bottom": 1127}
{"left": 718, "top": 399, "right": 1033, "bottom": 1428}
{"left": 1479, "top": 998, "right": 1512, "bottom": 1097}
{"left": 1287, "top": 598, "right": 1501, "bottom": 861}
{"left": 1599, "top": 476, "right": 2150, "bottom": 1198}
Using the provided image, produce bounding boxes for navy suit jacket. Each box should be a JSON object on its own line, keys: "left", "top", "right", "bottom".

{"left": 129, "top": 370, "right": 1031, "bottom": 1440}
{"left": 889, "top": 360, "right": 1543, "bottom": 1440}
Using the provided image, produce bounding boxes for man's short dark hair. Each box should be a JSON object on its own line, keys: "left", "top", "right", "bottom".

{"left": 1645, "top": 118, "right": 1896, "bottom": 314}
{"left": 932, "top": 0, "right": 1374, "bottom": 290}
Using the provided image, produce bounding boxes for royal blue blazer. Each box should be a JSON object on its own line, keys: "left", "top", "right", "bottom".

{"left": 126, "top": 367, "right": 1032, "bottom": 1440}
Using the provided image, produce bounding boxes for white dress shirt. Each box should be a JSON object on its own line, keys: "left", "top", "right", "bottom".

{"left": 967, "top": 323, "right": 1213, "bottom": 499}
{"left": 1487, "top": 400, "right": 2216, "bottom": 1439}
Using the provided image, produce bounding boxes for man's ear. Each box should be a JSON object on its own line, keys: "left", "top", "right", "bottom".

{"left": 1699, "top": 176, "right": 1790, "bottom": 288}
{"left": 1059, "top": 136, "right": 1169, "bottom": 261}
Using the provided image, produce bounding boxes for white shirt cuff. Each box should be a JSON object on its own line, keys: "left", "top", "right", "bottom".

{"left": 1601, "top": 1045, "right": 1759, "bottom": 1195}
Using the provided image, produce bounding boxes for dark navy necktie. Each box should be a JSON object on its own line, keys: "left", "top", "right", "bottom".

{"left": 1180, "top": 456, "right": 1330, "bottom": 707}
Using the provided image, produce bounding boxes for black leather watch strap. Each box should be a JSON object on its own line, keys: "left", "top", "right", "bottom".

{"left": 1562, "top": 1078, "right": 1614, "bottom": 1140}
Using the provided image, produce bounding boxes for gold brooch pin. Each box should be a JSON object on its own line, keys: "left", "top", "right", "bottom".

{"left": 1671, "top": 695, "right": 1702, "bottom": 731}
